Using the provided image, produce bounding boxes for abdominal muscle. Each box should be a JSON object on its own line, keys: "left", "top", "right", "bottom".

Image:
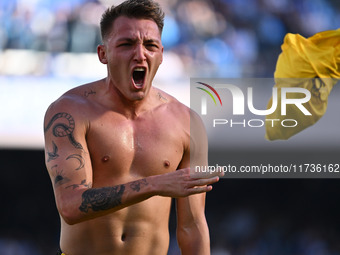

{"left": 59, "top": 196, "right": 172, "bottom": 255}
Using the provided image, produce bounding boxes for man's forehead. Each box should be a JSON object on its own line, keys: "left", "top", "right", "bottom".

{"left": 111, "top": 16, "right": 161, "bottom": 40}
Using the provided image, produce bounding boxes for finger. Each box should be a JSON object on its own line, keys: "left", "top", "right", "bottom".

{"left": 189, "top": 176, "right": 220, "bottom": 187}
{"left": 190, "top": 167, "right": 224, "bottom": 179}
{"left": 187, "top": 185, "right": 213, "bottom": 195}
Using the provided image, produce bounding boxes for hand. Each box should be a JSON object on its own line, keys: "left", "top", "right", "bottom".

{"left": 152, "top": 168, "right": 223, "bottom": 198}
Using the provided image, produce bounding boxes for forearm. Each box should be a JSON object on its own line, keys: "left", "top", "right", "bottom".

{"left": 177, "top": 220, "right": 211, "bottom": 255}
{"left": 55, "top": 167, "right": 219, "bottom": 225}
{"left": 57, "top": 177, "right": 155, "bottom": 225}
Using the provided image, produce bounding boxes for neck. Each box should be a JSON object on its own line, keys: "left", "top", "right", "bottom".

{"left": 104, "top": 79, "right": 153, "bottom": 119}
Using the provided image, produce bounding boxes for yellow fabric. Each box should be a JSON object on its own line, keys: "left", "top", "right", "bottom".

{"left": 265, "top": 29, "right": 340, "bottom": 140}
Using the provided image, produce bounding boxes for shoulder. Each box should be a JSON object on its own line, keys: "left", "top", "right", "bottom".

{"left": 152, "top": 87, "right": 205, "bottom": 131}
{"left": 44, "top": 81, "right": 100, "bottom": 127}
{"left": 153, "top": 87, "right": 190, "bottom": 117}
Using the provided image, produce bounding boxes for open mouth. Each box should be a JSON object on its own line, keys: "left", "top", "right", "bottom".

{"left": 132, "top": 67, "right": 146, "bottom": 88}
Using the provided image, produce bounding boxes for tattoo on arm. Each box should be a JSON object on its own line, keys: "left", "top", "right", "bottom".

{"left": 53, "top": 166, "right": 71, "bottom": 187}
{"left": 129, "top": 179, "right": 148, "bottom": 192}
{"left": 66, "top": 179, "right": 92, "bottom": 190}
{"left": 44, "top": 112, "right": 83, "bottom": 150}
{"left": 79, "top": 185, "right": 125, "bottom": 213}
{"left": 66, "top": 154, "right": 85, "bottom": 170}
{"left": 47, "top": 141, "right": 59, "bottom": 162}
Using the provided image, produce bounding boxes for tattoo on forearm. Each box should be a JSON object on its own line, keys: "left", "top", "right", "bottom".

{"left": 66, "top": 179, "right": 92, "bottom": 190}
{"left": 44, "top": 112, "right": 83, "bottom": 150}
{"left": 66, "top": 154, "right": 85, "bottom": 170}
{"left": 79, "top": 185, "right": 125, "bottom": 213}
{"left": 47, "top": 141, "right": 59, "bottom": 162}
{"left": 130, "top": 179, "right": 148, "bottom": 192}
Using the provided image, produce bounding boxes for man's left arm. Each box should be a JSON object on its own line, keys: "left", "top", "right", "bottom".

{"left": 176, "top": 110, "right": 211, "bottom": 255}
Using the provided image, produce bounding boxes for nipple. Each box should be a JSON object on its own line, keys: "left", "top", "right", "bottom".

{"left": 164, "top": 160, "right": 170, "bottom": 168}
{"left": 102, "top": 155, "right": 110, "bottom": 163}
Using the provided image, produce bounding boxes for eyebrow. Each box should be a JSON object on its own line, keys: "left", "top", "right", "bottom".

{"left": 116, "top": 38, "right": 135, "bottom": 43}
{"left": 116, "top": 37, "right": 161, "bottom": 44}
{"left": 145, "top": 39, "right": 160, "bottom": 44}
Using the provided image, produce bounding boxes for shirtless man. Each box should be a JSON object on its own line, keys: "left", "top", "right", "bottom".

{"left": 44, "top": 1, "right": 221, "bottom": 254}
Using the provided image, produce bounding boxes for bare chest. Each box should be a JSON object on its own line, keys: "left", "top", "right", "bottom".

{"left": 86, "top": 113, "right": 186, "bottom": 185}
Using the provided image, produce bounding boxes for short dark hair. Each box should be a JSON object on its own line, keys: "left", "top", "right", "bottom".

{"left": 100, "top": 0, "right": 165, "bottom": 41}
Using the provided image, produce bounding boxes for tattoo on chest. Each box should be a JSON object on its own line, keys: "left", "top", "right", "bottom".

{"left": 129, "top": 179, "right": 148, "bottom": 192}
{"left": 44, "top": 112, "right": 83, "bottom": 150}
{"left": 79, "top": 185, "right": 125, "bottom": 213}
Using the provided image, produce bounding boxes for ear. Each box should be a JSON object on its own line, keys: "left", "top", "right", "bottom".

{"left": 97, "top": 44, "right": 108, "bottom": 64}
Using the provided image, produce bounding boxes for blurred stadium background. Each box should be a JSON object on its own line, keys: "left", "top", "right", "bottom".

{"left": 0, "top": 0, "right": 340, "bottom": 254}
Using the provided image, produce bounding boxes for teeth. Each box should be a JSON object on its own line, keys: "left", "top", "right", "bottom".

{"left": 133, "top": 67, "right": 146, "bottom": 88}
{"left": 134, "top": 67, "right": 145, "bottom": 71}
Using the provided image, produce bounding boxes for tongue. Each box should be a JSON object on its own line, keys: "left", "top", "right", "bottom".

{"left": 133, "top": 71, "right": 144, "bottom": 86}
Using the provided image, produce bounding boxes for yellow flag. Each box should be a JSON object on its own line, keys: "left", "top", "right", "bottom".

{"left": 265, "top": 29, "right": 340, "bottom": 140}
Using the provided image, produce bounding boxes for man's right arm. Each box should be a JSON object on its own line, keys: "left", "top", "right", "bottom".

{"left": 44, "top": 97, "right": 219, "bottom": 225}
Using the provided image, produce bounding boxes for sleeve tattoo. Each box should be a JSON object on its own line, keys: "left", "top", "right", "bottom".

{"left": 53, "top": 166, "right": 71, "bottom": 187}
{"left": 47, "top": 141, "right": 59, "bottom": 162}
{"left": 44, "top": 112, "right": 83, "bottom": 150}
{"left": 129, "top": 179, "right": 148, "bottom": 192}
{"left": 79, "top": 185, "right": 125, "bottom": 213}
{"left": 66, "top": 179, "right": 92, "bottom": 190}
{"left": 66, "top": 154, "right": 85, "bottom": 170}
